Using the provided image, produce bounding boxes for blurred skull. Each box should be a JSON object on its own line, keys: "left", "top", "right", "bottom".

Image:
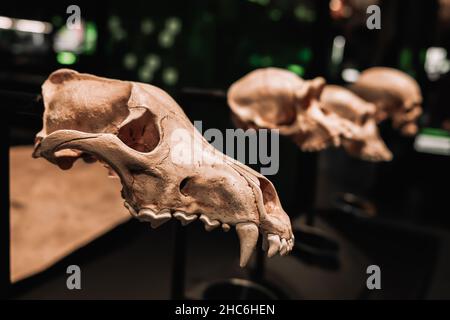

{"left": 350, "top": 67, "right": 423, "bottom": 136}
{"left": 227, "top": 68, "right": 355, "bottom": 152}
{"left": 321, "top": 85, "right": 393, "bottom": 161}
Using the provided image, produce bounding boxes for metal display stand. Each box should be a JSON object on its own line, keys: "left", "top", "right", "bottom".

{"left": 170, "top": 223, "right": 187, "bottom": 299}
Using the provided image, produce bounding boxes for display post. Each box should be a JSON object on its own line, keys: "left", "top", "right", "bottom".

{"left": 170, "top": 222, "right": 187, "bottom": 299}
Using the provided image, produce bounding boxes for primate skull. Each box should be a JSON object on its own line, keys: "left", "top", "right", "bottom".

{"left": 227, "top": 68, "right": 355, "bottom": 152}
{"left": 321, "top": 85, "right": 393, "bottom": 161}
{"left": 350, "top": 67, "right": 423, "bottom": 136}
{"left": 33, "top": 69, "right": 294, "bottom": 267}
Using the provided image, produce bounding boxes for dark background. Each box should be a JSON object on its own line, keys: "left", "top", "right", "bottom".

{"left": 2, "top": 0, "right": 450, "bottom": 299}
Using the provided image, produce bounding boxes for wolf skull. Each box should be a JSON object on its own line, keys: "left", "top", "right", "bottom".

{"left": 32, "top": 69, "right": 294, "bottom": 267}
{"left": 227, "top": 68, "right": 355, "bottom": 152}
{"left": 350, "top": 67, "right": 423, "bottom": 136}
{"left": 321, "top": 85, "right": 393, "bottom": 162}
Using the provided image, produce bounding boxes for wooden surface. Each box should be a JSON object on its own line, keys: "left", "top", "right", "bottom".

{"left": 10, "top": 146, "right": 130, "bottom": 283}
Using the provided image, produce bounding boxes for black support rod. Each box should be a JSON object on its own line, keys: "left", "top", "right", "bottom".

{"left": 170, "top": 222, "right": 187, "bottom": 299}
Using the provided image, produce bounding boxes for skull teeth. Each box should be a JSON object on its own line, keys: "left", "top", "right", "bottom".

{"left": 199, "top": 214, "right": 220, "bottom": 231}
{"left": 235, "top": 222, "right": 259, "bottom": 267}
{"left": 138, "top": 208, "right": 171, "bottom": 229}
{"left": 123, "top": 203, "right": 294, "bottom": 260}
{"left": 265, "top": 233, "right": 294, "bottom": 258}
{"left": 173, "top": 211, "right": 198, "bottom": 226}
{"left": 279, "top": 238, "right": 288, "bottom": 256}
{"left": 267, "top": 234, "right": 281, "bottom": 258}
{"left": 124, "top": 201, "right": 138, "bottom": 217}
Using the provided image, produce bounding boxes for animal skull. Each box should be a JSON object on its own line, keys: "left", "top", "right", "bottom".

{"left": 32, "top": 69, "right": 294, "bottom": 267}
{"left": 350, "top": 67, "right": 423, "bottom": 136}
{"left": 227, "top": 68, "right": 355, "bottom": 152}
{"left": 320, "top": 85, "right": 393, "bottom": 161}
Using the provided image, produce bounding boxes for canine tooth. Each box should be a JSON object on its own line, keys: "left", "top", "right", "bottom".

{"left": 222, "top": 223, "right": 231, "bottom": 232}
{"left": 236, "top": 222, "right": 259, "bottom": 267}
{"left": 280, "top": 238, "right": 288, "bottom": 256}
{"left": 199, "top": 214, "right": 220, "bottom": 231}
{"left": 267, "top": 234, "right": 281, "bottom": 258}
{"left": 124, "top": 201, "right": 137, "bottom": 217}
{"left": 139, "top": 208, "right": 171, "bottom": 228}
{"left": 173, "top": 211, "right": 197, "bottom": 226}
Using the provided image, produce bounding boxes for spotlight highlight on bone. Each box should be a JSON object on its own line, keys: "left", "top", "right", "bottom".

{"left": 10, "top": 146, "right": 130, "bottom": 283}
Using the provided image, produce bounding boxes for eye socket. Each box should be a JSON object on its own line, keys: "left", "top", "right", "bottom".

{"left": 118, "top": 109, "right": 160, "bottom": 153}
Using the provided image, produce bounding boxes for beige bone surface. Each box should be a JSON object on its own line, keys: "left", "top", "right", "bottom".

{"left": 321, "top": 85, "right": 393, "bottom": 161}
{"left": 10, "top": 145, "right": 129, "bottom": 283}
{"left": 227, "top": 68, "right": 355, "bottom": 152}
{"left": 350, "top": 67, "right": 423, "bottom": 136}
{"left": 33, "top": 69, "right": 293, "bottom": 267}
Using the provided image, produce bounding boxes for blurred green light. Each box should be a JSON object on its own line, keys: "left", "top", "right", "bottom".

{"left": 260, "top": 55, "right": 273, "bottom": 67}
{"left": 123, "top": 53, "right": 137, "bottom": 70}
{"left": 249, "top": 54, "right": 272, "bottom": 67}
{"left": 141, "top": 18, "right": 155, "bottom": 35}
{"left": 269, "top": 9, "right": 282, "bottom": 21}
{"left": 57, "top": 51, "right": 77, "bottom": 65}
{"left": 287, "top": 64, "right": 304, "bottom": 76}
{"left": 248, "top": 0, "right": 270, "bottom": 5}
{"left": 298, "top": 47, "right": 312, "bottom": 63}
{"left": 421, "top": 127, "right": 450, "bottom": 137}
{"left": 113, "top": 29, "right": 127, "bottom": 42}
{"left": 138, "top": 66, "right": 154, "bottom": 82}
{"left": 145, "top": 53, "right": 161, "bottom": 70}
{"left": 162, "top": 67, "right": 179, "bottom": 86}
{"left": 249, "top": 54, "right": 260, "bottom": 67}
{"left": 84, "top": 22, "right": 97, "bottom": 55}
{"left": 159, "top": 31, "right": 174, "bottom": 48}
{"left": 108, "top": 16, "right": 121, "bottom": 32}
{"left": 294, "top": 5, "right": 316, "bottom": 23}
{"left": 399, "top": 48, "right": 413, "bottom": 73}
{"left": 165, "top": 17, "right": 182, "bottom": 34}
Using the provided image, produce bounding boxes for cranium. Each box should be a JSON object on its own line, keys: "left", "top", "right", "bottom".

{"left": 227, "top": 68, "right": 355, "bottom": 152}
{"left": 32, "top": 69, "right": 294, "bottom": 267}
{"left": 350, "top": 67, "right": 423, "bottom": 136}
{"left": 320, "top": 85, "right": 393, "bottom": 161}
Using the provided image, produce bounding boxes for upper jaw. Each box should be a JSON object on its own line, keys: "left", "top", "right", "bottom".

{"left": 123, "top": 193, "right": 294, "bottom": 267}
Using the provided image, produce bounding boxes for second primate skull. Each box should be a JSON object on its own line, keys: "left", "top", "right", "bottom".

{"left": 320, "top": 85, "right": 393, "bottom": 162}
{"left": 227, "top": 68, "right": 356, "bottom": 152}
{"left": 33, "top": 69, "right": 294, "bottom": 267}
{"left": 350, "top": 67, "right": 423, "bottom": 136}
